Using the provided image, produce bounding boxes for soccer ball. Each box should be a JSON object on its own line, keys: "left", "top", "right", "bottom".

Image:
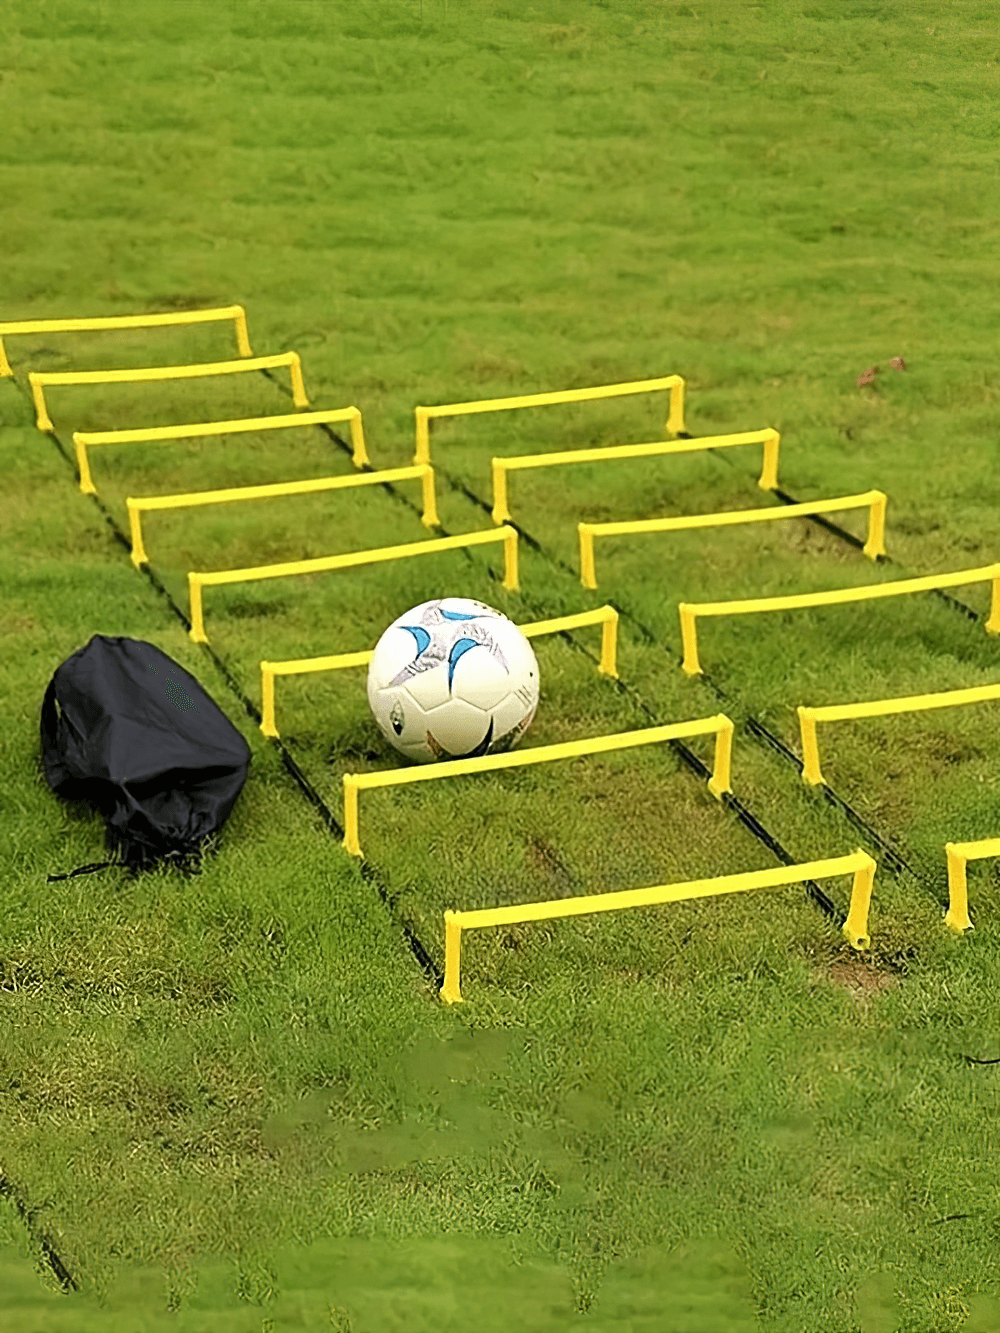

{"left": 367, "top": 597, "right": 539, "bottom": 763}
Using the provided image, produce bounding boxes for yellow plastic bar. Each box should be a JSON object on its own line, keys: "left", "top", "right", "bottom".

{"left": 679, "top": 562, "right": 1000, "bottom": 676}
{"left": 944, "top": 836, "right": 1000, "bottom": 934}
{"left": 492, "top": 429, "right": 781, "bottom": 525}
{"left": 0, "top": 304, "right": 252, "bottom": 378}
{"left": 188, "top": 526, "right": 518, "bottom": 645}
{"left": 441, "top": 849, "right": 876, "bottom": 1002}
{"left": 29, "top": 351, "right": 309, "bottom": 433}
{"left": 414, "top": 375, "right": 686, "bottom": 467}
{"left": 798, "top": 681, "right": 1000, "bottom": 787}
{"left": 72, "top": 407, "right": 368, "bottom": 493}
{"left": 127, "top": 465, "right": 437, "bottom": 568}
{"left": 579, "top": 490, "right": 887, "bottom": 590}
{"left": 259, "top": 606, "right": 620, "bottom": 739}
{"left": 343, "top": 715, "right": 734, "bottom": 859}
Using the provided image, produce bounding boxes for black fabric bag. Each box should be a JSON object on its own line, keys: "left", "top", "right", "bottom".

{"left": 40, "top": 635, "right": 251, "bottom": 879}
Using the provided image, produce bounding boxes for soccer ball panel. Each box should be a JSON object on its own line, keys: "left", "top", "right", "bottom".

{"left": 491, "top": 692, "right": 538, "bottom": 750}
{"left": 399, "top": 660, "right": 452, "bottom": 712}
{"left": 450, "top": 647, "right": 511, "bottom": 711}
{"left": 421, "top": 696, "right": 492, "bottom": 757}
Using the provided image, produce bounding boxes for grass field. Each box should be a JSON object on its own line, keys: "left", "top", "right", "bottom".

{"left": 3, "top": 2, "right": 1000, "bottom": 1329}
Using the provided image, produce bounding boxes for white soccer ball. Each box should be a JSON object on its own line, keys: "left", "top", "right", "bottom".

{"left": 367, "top": 597, "right": 539, "bottom": 763}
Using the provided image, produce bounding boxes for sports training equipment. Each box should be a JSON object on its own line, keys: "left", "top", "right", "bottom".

{"left": 367, "top": 597, "right": 539, "bottom": 763}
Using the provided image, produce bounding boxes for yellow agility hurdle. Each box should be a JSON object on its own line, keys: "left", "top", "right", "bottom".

{"left": 944, "top": 837, "right": 1000, "bottom": 934}
{"left": 128, "top": 465, "right": 438, "bottom": 568}
{"left": 414, "top": 375, "right": 686, "bottom": 468}
{"left": 440, "top": 849, "right": 877, "bottom": 1002}
{"left": 72, "top": 407, "right": 369, "bottom": 495}
{"left": 343, "top": 715, "right": 735, "bottom": 859}
{"left": 29, "top": 351, "right": 309, "bottom": 433}
{"left": 680, "top": 562, "right": 1000, "bottom": 676}
{"left": 579, "top": 490, "right": 888, "bottom": 590}
{"left": 188, "top": 526, "right": 520, "bottom": 645}
{"left": 798, "top": 681, "right": 1000, "bottom": 787}
{"left": 0, "top": 304, "right": 252, "bottom": 378}
{"left": 492, "top": 429, "right": 781, "bottom": 526}
{"left": 259, "top": 605, "right": 621, "bottom": 738}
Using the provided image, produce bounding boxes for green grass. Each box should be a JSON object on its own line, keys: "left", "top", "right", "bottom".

{"left": 3, "top": 1, "right": 1000, "bottom": 1329}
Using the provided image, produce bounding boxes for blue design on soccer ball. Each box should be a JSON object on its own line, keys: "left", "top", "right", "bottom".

{"left": 402, "top": 625, "right": 431, "bottom": 657}
{"left": 447, "top": 637, "right": 478, "bottom": 691}
{"left": 386, "top": 605, "right": 511, "bottom": 689}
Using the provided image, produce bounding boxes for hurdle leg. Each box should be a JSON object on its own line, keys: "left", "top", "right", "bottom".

{"left": 944, "top": 845, "right": 973, "bottom": 933}
{"left": 440, "top": 912, "right": 464, "bottom": 1004}
{"left": 842, "top": 856, "right": 875, "bottom": 950}
{"left": 679, "top": 605, "right": 702, "bottom": 676}
{"left": 798, "top": 709, "right": 825, "bottom": 786}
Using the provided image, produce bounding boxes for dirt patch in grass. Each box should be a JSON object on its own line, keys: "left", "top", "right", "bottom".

{"left": 801, "top": 939, "right": 912, "bottom": 1008}
{"left": 824, "top": 956, "right": 901, "bottom": 1005}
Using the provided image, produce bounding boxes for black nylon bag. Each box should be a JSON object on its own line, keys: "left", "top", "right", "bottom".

{"left": 40, "top": 635, "right": 251, "bottom": 876}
